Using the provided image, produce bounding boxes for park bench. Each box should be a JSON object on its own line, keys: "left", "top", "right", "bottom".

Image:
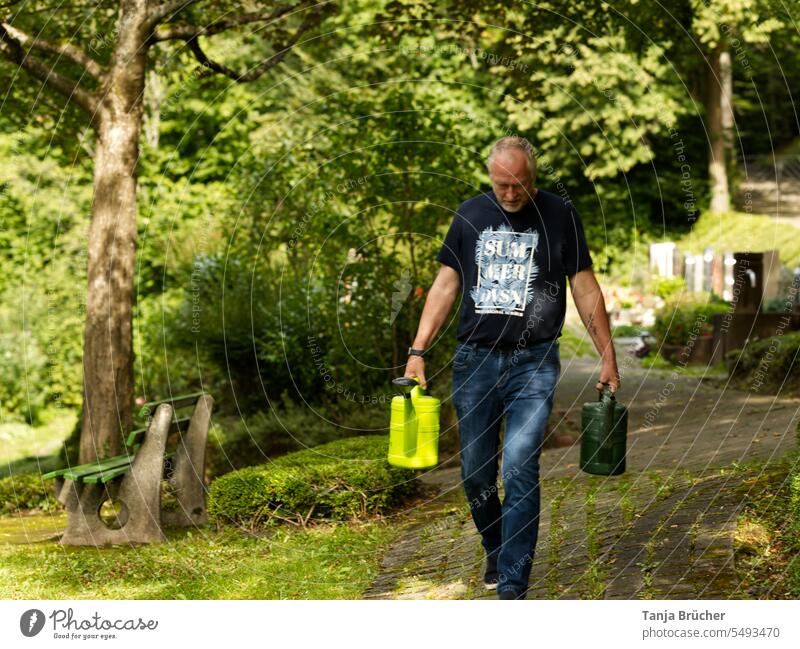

{"left": 43, "top": 392, "right": 214, "bottom": 546}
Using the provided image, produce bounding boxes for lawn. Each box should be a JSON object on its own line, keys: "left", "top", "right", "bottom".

{"left": 0, "top": 517, "right": 399, "bottom": 599}
{"left": 731, "top": 450, "right": 800, "bottom": 599}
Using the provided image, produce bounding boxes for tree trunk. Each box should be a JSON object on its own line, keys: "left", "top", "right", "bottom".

{"left": 79, "top": 6, "right": 150, "bottom": 463}
{"left": 707, "top": 45, "right": 730, "bottom": 214}
{"left": 720, "top": 49, "right": 736, "bottom": 178}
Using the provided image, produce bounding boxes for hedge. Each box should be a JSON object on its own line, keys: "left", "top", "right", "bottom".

{"left": 0, "top": 473, "right": 60, "bottom": 516}
{"left": 726, "top": 331, "right": 800, "bottom": 392}
{"left": 208, "top": 435, "right": 418, "bottom": 528}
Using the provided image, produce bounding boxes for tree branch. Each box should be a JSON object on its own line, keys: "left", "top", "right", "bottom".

{"left": 149, "top": 4, "right": 298, "bottom": 43}
{"left": 0, "top": 22, "right": 99, "bottom": 115}
{"left": 147, "top": 0, "right": 202, "bottom": 26}
{"left": 185, "top": 8, "right": 318, "bottom": 83}
{"left": 1, "top": 21, "right": 106, "bottom": 81}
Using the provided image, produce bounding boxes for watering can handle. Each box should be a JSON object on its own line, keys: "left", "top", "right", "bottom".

{"left": 393, "top": 376, "right": 426, "bottom": 399}
{"left": 597, "top": 382, "right": 616, "bottom": 402}
{"left": 392, "top": 377, "right": 419, "bottom": 388}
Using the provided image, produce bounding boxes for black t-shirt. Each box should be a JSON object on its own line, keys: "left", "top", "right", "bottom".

{"left": 436, "top": 188, "right": 593, "bottom": 348}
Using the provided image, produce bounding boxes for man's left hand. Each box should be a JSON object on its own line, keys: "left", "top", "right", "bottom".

{"left": 596, "top": 358, "right": 620, "bottom": 394}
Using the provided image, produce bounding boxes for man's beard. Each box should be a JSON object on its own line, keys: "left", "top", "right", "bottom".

{"left": 499, "top": 198, "right": 527, "bottom": 213}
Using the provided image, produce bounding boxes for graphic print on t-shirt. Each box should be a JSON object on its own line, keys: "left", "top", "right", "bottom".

{"left": 469, "top": 224, "right": 539, "bottom": 316}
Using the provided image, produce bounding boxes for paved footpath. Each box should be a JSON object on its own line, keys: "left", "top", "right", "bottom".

{"left": 363, "top": 351, "right": 800, "bottom": 600}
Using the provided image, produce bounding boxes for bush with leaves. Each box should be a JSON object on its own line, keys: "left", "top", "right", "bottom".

{"left": 651, "top": 292, "right": 730, "bottom": 347}
{"left": 725, "top": 331, "right": 800, "bottom": 393}
{"left": 208, "top": 435, "right": 417, "bottom": 528}
{"left": 0, "top": 473, "right": 60, "bottom": 516}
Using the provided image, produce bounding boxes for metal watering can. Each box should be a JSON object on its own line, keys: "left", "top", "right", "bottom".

{"left": 388, "top": 377, "right": 440, "bottom": 469}
{"left": 580, "top": 385, "right": 628, "bottom": 476}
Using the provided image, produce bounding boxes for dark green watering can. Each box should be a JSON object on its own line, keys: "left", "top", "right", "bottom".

{"left": 580, "top": 384, "right": 627, "bottom": 476}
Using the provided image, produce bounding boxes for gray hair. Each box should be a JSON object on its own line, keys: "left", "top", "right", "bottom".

{"left": 487, "top": 136, "right": 537, "bottom": 180}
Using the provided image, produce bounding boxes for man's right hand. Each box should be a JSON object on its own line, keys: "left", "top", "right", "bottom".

{"left": 404, "top": 355, "right": 426, "bottom": 389}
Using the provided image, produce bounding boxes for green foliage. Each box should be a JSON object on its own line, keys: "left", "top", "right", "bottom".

{"left": 689, "top": 0, "right": 782, "bottom": 50}
{"left": 559, "top": 326, "right": 599, "bottom": 358}
{"left": 2, "top": 0, "right": 797, "bottom": 432}
{"left": 612, "top": 324, "right": 644, "bottom": 338}
{"left": 651, "top": 276, "right": 688, "bottom": 300}
{"left": 0, "top": 473, "right": 60, "bottom": 516}
{"left": 506, "top": 30, "right": 687, "bottom": 182}
{"left": 0, "top": 131, "right": 89, "bottom": 421}
{"left": 731, "top": 452, "right": 800, "bottom": 598}
{"left": 791, "top": 466, "right": 800, "bottom": 534}
{"left": 725, "top": 331, "right": 800, "bottom": 392}
{"left": 206, "top": 396, "right": 388, "bottom": 478}
{"left": 676, "top": 211, "right": 800, "bottom": 269}
{"left": 651, "top": 292, "right": 730, "bottom": 347}
{"left": 208, "top": 435, "right": 417, "bottom": 528}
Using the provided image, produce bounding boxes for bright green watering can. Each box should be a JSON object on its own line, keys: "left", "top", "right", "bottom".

{"left": 580, "top": 385, "right": 628, "bottom": 476}
{"left": 388, "top": 377, "right": 440, "bottom": 469}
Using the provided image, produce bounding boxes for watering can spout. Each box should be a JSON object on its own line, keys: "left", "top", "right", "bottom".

{"left": 388, "top": 376, "right": 440, "bottom": 469}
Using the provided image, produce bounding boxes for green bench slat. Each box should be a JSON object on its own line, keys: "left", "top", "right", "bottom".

{"left": 42, "top": 455, "right": 131, "bottom": 480}
{"left": 41, "top": 467, "right": 72, "bottom": 480}
{"left": 80, "top": 459, "right": 133, "bottom": 484}
{"left": 82, "top": 451, "right": 175, "bottom": 484}
{"left": 43, "top": 446, "right": 141, "bottom": 481}
{"left": 44, "top": 392, "right": 204, "bottom": 483}
{"left": 62, "top": 453, "right": 137, "bottom": 482}
{"left": 137, "top": 391, "right": 206, "bottom": 419}
{"left": 126, "top": 416, "right": 192, "bottom": 447}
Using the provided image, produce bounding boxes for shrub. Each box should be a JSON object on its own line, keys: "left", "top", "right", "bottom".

{"left": 651, "top": 276, "right": 687, "bottom": 300}
{"left": 0, "top": 473, "right": 61, "bottom": 516}
{"left": 725, "top": 331, "right": 800, "bottom": 393}
{"left": 651, "top": 292, "right": 730, "bottom": 347}
{"left": 612, "top": 324, "right": 644, "bottom": 338}
{"left": 208, "top": 435, "right": 417, "bottom": 528}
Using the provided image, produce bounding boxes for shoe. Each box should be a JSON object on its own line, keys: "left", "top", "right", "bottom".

{"left": 483, "top": 554, "right": 499, "bottom": 590}
{"left": 497, "top": 588, "right": 527, "bottom": 600}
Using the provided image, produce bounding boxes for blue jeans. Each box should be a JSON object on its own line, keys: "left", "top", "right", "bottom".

{"left": 452, "top": 339, "right": 560, "bottom": 595}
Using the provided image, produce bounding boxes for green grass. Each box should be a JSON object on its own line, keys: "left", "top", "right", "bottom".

{"left": 0, "top": 519, "right": 399, "bottom": 599}
{"left": 675, "top": 211, "right": 800, "bottom": 268}
{"left": 730, "top": 450, "right": 800, "bottom": 599}
{"left": 559, "top": 325, "right": 599, "bottom": 360}
{"left": 638, "top": 350, "right": 728, "bottom": 377}
{"left": 0, "top": 407, "right": 77, "bottom": 468}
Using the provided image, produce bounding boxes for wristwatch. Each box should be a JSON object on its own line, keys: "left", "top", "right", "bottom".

{"left": 407, "top": 347, "right": 427, "bottom": 357}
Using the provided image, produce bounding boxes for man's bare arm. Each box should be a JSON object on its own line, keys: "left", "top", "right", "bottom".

{"left": 568, "top": 268, "right": 620, "bottom": 391}
{"left": 403, "top": 264, "right": 461, "bottom": 387}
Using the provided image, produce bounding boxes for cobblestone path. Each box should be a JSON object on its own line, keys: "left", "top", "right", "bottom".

{"left": 363, "top": 353, "right": 800, "bottom": 600}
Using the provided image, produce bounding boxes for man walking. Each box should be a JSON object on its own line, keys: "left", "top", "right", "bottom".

{"left": 403, "top": 136, "right": 620, "bottom": 599}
